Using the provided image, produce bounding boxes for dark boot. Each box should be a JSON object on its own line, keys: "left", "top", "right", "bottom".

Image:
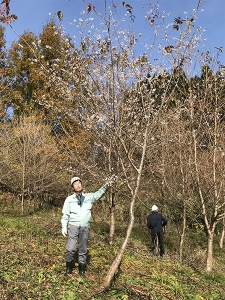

{"left": 78, "top": 263, "right": 86, "bottom": 277}
{"left": 65, "top": 261, "right": 73, "bottom": 276}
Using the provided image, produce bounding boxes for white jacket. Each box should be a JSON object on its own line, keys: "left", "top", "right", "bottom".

{"left": 61, "top": 185, "right": 107, "bottom": 228}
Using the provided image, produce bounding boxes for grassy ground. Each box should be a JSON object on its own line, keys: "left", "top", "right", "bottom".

{"left": 0, "top": 209, "right": 225, "bottom": 300}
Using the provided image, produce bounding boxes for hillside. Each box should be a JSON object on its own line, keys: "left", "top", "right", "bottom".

{"left": 0, "top": 210, "right": 225, "bottom": 300}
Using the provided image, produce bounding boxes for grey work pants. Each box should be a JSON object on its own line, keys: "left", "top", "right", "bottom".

{"left": 65, "top": 224, "right": 90, "bottom": 264}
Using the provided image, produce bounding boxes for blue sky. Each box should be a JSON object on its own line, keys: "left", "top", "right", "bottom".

{"left": 2, "top": 0, "right": 225, "bottom": 63}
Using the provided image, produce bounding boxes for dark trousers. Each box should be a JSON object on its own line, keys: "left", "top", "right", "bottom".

{"left": 65, "top": 224, "right": 90, "bottom": 264}
{"left": 151, "top": 231, "right": 165, "bottom": 256}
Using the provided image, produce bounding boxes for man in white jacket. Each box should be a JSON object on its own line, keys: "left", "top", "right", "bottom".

{"left": 61, "top": 176, "right": 108, "bottom": 276}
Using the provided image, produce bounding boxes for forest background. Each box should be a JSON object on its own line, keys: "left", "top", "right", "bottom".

{"left": 0, "top": 0, "right": 225, "bottom": 299}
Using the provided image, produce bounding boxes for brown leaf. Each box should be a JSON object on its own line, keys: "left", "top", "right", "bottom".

{"left": 87, "top": 3, "right": 92, "bottom": 13}
{"left": 165, "top": 45, "right": 174, "bottom": 54}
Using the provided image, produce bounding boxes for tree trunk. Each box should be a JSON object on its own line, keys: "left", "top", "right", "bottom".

{"left": 96, "top": 117, "right": 149, "bottom": 293}
{"left": 179, "top": 202, "right": 186, "bottom": 262}
{"left": 206, "top": 232, "right": 214, "bottom": 273}
{"left": 99, "top": 190, "right": 136, "bottom": 292}
{"left": 219, "top": 217, "right": 225, "bottom": 249}
{"left": 109, "top": 191, "right": 115, "bottom": 246}
{"left": 21, "top": 136, "right": 26, "bottom": 215}
{"left": 20, "top": 195, "right": 24, "bottom": 215}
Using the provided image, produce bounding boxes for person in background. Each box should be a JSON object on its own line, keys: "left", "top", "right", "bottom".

{"left": 61, "top": 176, "right": 108, "bottom": 277}
{"left": 147, "top": 205, "right": 167, "bottom": 257}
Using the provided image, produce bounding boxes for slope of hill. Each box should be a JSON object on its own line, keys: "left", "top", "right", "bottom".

{"left": 0, "top": 210, "right": 225, "bottom": 300}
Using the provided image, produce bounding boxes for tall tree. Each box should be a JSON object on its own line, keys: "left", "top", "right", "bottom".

{"left": 190, "top": 64, "right": 225, "bottom": 272}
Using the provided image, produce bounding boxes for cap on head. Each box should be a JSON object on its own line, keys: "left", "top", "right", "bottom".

{"left": 152, "top": 205, "right": 158, "bottom": 211}
{"left": 71, "top": 177, "right": 82, "bottom": 186}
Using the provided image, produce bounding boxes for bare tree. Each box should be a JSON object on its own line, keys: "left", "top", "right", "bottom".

{"left": 189, "top": 65, "right": 225, "bottom": 272}
{"left": 38, "top": 0, "right": 212, "bottom": 287}
{"left": 0, "top": 115, "right": 67, "bottom": 213}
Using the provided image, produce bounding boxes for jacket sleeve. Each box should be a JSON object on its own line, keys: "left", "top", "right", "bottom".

{"left": 61, "top": 198, "right": 70, "bottom": 228}
{"left": 90, "top": 185, "right": 107, "bottom": 203}
{"left": 147, "top": 215, "right": 152, "bottom": 229}
{"left": 162, "top": 215, "right": 167, "bottom": 227}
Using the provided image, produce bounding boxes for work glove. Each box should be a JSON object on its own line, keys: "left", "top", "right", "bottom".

{"left": 104, "top": 174, "right": 117, "bottom": 188}
{"left": 62, "top": 227, "right": 67, "bottom": 237}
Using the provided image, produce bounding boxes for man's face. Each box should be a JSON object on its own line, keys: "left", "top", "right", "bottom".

{"left": 72, "top": 180, "right": 82, "bottom": 193}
